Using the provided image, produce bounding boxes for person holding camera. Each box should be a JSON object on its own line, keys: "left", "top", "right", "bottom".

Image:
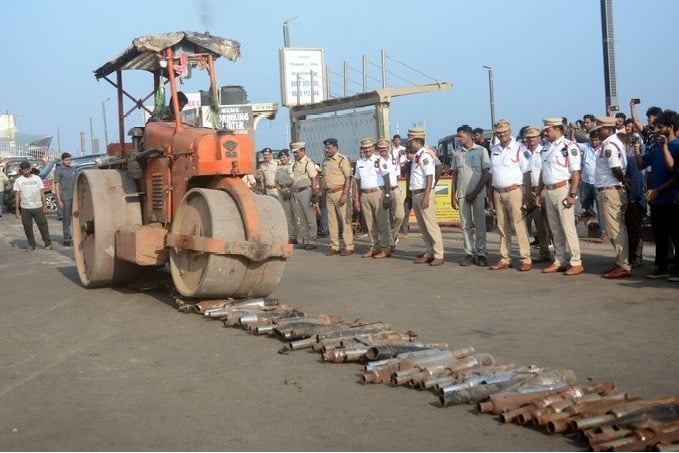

{"left": 629, "top": 98, "right": 663, "bottom": 146}
{"left": 607, "top": 105, "right": 627, "bottom": 133}
{"left": 634, "top": 109, "right": 679, "bottom": 280}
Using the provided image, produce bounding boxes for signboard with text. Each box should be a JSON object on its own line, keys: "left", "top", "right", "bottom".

{"left": 218, "top": 105, "right": 253, "bottom": 136}
{"left": 397, "top": 176, "right": 460, "bottom": 227}
{"left": 279, "top": 48, "right": 326, "bottom": 107}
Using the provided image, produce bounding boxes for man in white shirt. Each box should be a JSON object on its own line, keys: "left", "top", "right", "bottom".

{"left": 594, "top": 116, "right": 631, "bottom": 278}
{"left": 353, "top": 138, "right": 391, "bottom": 258}
{"left": 13, "top": 161, "right": 53, "bottom": 251}
{"left": 408, "top": 127, "right": 444, "bottom": 266}
{"left": 487, "top": 120, "right": 532, "bottom": 271}
{"left": 536, "top": 118, "right": 584, "bottom": 276}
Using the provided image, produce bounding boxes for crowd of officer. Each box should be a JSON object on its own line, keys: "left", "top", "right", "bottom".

{"left": 255, "top": 100, "right": 679, "bottom": 282}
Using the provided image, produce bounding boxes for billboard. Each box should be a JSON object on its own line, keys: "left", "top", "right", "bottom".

{"left": 279, "top": 48, "right": 326, "bottom": 107}
{"left": 298, "top": 110, "right": 376, "bottom": 163}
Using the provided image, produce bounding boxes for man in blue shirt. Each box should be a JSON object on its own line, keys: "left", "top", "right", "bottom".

{"left": 634, "top": 110, "right": 679, "bottom": 280}
{"left": 622, "top": 133, "right": 647, "bottom": 268}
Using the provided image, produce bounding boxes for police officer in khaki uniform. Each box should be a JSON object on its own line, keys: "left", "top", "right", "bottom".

{"left": 274, "top": 149, "right": 297, "bottom": 244}
{"left": 536, "top": 118, "right": 584, "bottom": 275}
{"left": 594, "top": 116, "right": 631, "bottom": 279}
{"left": 353, "top": 138, "right": 391, "bottom": 258}
{"left": 321, "top": 137, "right": 354, "bottom": 256}
{"left": 256, "top": 147, "right": 279, "bottom": 196}
{"left": 290, "top": 142, "right": 319, "bottom": 250}
{"left": 408, "top": 128, "right": 445, "bottom": 266}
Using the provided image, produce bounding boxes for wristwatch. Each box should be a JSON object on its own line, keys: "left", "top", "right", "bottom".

{"left": 569, "top": 192, "right": 578, "bottom": 199}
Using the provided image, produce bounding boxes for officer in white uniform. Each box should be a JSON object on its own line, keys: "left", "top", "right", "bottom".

{"left": 488, "top": 119, "right": 533, "bottom": 271}
{"left": 408, "top": 127, "right": 444, "bottom": 266}
{"left": 594, "top": 116, "right": 631, "bottom": 278}
{"left": 536, "top": 118, "right": 584, "bottom": 275}
{"left": 353, "top": 138, "right": 391, "bottom": 258}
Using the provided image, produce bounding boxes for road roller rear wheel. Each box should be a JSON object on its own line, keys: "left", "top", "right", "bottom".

{"left": 170, "top": 188, "right": 287, "bottom": 298}
{"left": 72, "top": 169, "right": 142, "bottom": 288}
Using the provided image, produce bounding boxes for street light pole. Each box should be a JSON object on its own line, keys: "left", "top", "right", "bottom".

{"left": 101, "top": 98, "right": 109, "bottom": 152}
{"left": 283, "top": 16, "right": 297, "bottom": 47}
{"left": 482, "top": 65, "right": 496, "bottom": 131}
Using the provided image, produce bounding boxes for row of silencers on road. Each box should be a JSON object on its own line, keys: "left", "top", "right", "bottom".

{"left": 476, "top": 377, "right": 679, "bottom": 451}
{"left": 178, "top": 297, "right": 679, "bottom": 451}
{"left": 362, "top": 346, "right": 487, "bottom": 385}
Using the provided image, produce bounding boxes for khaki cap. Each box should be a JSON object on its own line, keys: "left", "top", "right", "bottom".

{"left": 523, "top": 126, "right": 541, "bottom": 138}
{"left": 376, "top": 138, "right": 390, "bottom": 148}
{"left": 290, "top": 142, "right": 305, "bottom": 151}
{"left": 542, "top": 117, "right": 563, "bottom": 129}
{"left": 494, "top": 119, "right": 511, "bottom": 133}
{"left": 407, "top": 127, "right": 426, "bottom": 139}
{"left": 593, "top": 116, "right": 617, "bottom": 131}
{"left": 360, "top": 138, "right": 375, "bottom": 148}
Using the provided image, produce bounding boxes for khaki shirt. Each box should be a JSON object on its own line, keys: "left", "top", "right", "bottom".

{"left": 257, "top": 160, "right": 279, "bottom": 194}
{"left": 322, "top": 152, "right": 352, "bottom": 190}
{"left": 292, "top": 155, "right": 317, "bottom": 189}
{"left": 275, "top": 162, "right": 294, "bottom": 187}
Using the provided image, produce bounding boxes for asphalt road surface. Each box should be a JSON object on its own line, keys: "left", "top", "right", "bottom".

{"left": 1, "top": 213, "right": 677, "bottom": 451}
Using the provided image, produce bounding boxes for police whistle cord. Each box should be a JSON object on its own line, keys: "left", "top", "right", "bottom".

{"left": 177, "top": 296, "right": 679, "bottom": 451}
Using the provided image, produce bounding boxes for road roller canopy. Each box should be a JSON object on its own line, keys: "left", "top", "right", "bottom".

{"left": 93, "top": 31, "right": 241, "bottom": 79}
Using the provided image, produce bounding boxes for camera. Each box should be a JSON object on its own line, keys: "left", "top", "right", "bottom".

{"left": 609, "top": 105, "right": 619, "bottom": 112}
{"left": 632, "top": 98, "right": 641, "bottom": 104}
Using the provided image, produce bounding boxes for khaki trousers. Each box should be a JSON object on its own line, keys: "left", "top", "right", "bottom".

{"left": 544, "top": 185, "right": 582, "bottom": 266}
{"left": 361, "top": 190, "right": 390, "bottom": 252}
{"left": 598, "top": 188, "right": 630, "bottom": 270}
{"left": 387, "top": 187, "right": 405, "bottom": 239}
{"left": 276, "top": 193, "right": 297, "bottom": 240}
{"left": 327, "top": 190, "right": 354, "bottom": 251}
{"left": 291, "top": 187, "right": 316, "bottom": 242}
{"left": 412, "top": 190, "right": 444, "bottom": 259}
{"left": 527, "top": 194, "right": 551, "bottom": 260}
{"left": 493, "top": 188, "right": 531, "bottom": 264}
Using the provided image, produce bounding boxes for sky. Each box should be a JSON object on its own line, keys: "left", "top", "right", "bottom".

{"left": 2, "top": 0, "right": 679, "bottom": 155}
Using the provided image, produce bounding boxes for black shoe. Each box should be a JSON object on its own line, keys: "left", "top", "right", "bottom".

{"left": 646, "top": 268, "right": 670, "bottom": 279}
{"left": 63, "top": 240, "right": 72, "bottom": 246}
{"left": 476, "top": 256, "right": 488, "bottom": 267}
{"left": 459, "top": 255, "right": 474, "bottom": 266}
